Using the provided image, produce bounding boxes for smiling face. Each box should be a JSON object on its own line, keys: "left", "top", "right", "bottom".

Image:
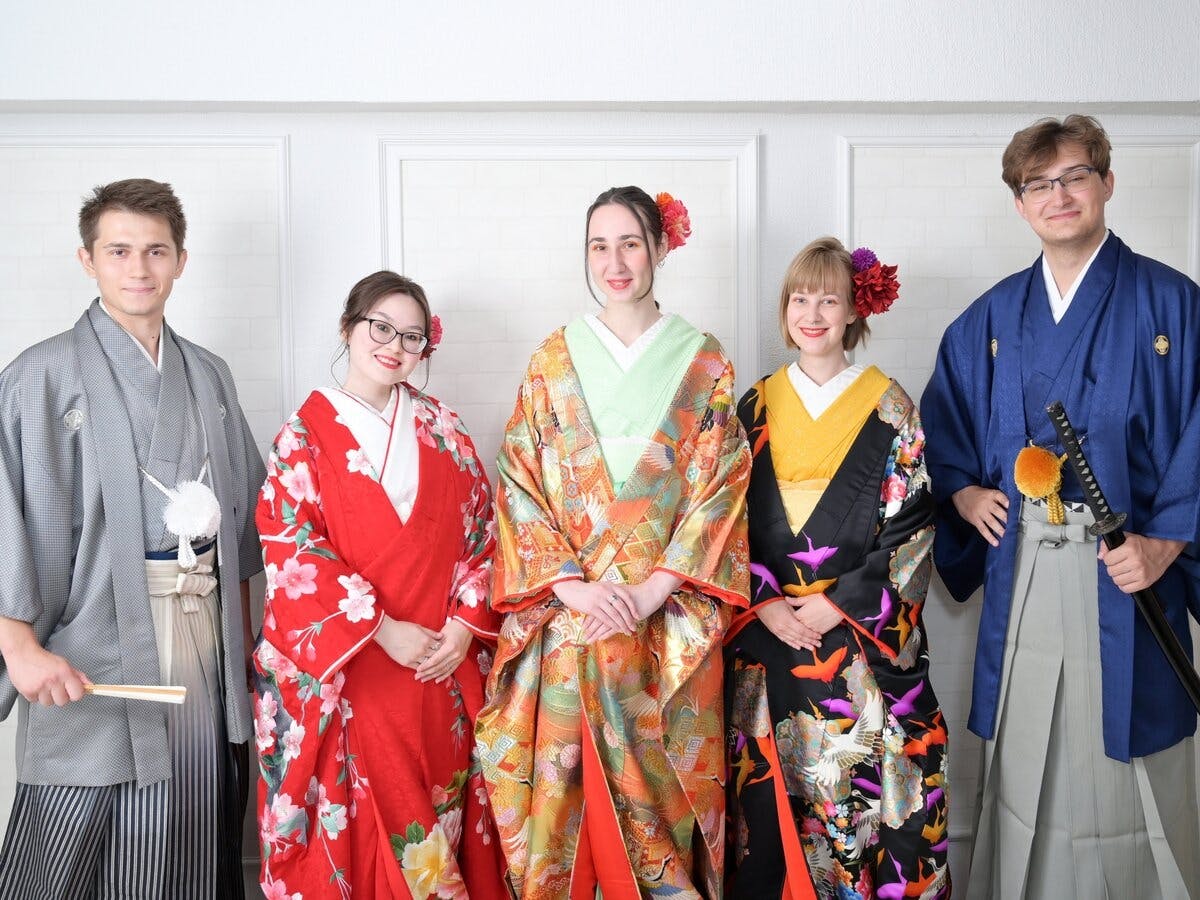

{"left": 341, "top": 292, "right": 426, "bottom": 401}
{"left": 586, "top": 202, "right": 665, "bottom": 306}
{"left": 77, "top": 209, "right": 187, "bottom": 327}
{"left": 786, "top": 277, "right": 857, "bottom": 363}
{"left": 1014, "top": 141, "right": 1114, "bottom": 252}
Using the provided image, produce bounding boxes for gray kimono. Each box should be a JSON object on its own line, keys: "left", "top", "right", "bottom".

{"left": 0, "top": 300, "right": 265, "bottom": 787}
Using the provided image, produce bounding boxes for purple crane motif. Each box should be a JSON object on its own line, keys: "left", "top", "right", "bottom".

{"left": 860, "top": 588, "right": 893, "bottom": 638}
{"left": 819, "top": 698, "right": 859, "bottom": 720}
{"left": 875, "top": 852, "right": 909, "bottom": 900}
{"left": 851, "top": 775, "right": 881, "bottom": 796}
{"left": 883, "top": 680, "right": 926, "bottom": 718}
{"left": 749, "top": 562, "right": 783, "bottom": 602}
{"left": 925, "top": 786, "right": 944, "bottom": 811}
{"left": 788, "top": 533, "right": 838, "bottom": 573}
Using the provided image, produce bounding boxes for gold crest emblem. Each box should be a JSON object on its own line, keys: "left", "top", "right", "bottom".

{"left": 990, "top": 338, "right": 998, "bottom": 358}
{"left": 1154, "top": 334, "right": 1169, "bottom": 356}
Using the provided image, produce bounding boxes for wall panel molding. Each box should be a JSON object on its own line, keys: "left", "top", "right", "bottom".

{"left": 379, "top": 134, "right": 760, "bottom": 387}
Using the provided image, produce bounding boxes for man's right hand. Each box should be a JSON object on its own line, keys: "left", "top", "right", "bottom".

{"left": 0, "top": 618, "right": 90, "bottom": 706}
{"left": 951, "top": 485, "right": 1009, "bottom": 548}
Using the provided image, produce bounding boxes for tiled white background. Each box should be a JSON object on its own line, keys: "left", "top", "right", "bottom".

{"left": 396, "top": 157, "right": 737, "bottom": 472}
{"left": 0, "top": 142, "right": 285, "bottom": 449}
{"left": 850, "top": 141, "right": 1197, "bottom": 878}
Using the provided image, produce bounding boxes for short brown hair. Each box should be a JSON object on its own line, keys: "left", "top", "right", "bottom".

{"left": 778, "top": 237, "right": 869, "bottom": 352}
{"left": 338, "top": 270, "right": 432, "bottom": 341}
{"left": 1001, "top": 115, "right": 1112, "bottom": 196}
{"left": 78, "top": 178, "right": 187, "bottom": 252}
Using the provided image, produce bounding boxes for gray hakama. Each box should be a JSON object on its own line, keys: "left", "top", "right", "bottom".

{"left": 967, "top": 501, "right": 1200, "bottom": 899}
{"left": 0, "top": 304, "right": 256, "bottom": 899}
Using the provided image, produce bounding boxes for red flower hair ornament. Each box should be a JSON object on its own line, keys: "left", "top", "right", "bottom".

{"left": 420, "top": 314, "right": 443, "bottom": 359}
{"left": 655, "top": 192, "right": 692, "bottom": 252}
{"left": 850, "top": 246, "right": 900, "bottom": 319}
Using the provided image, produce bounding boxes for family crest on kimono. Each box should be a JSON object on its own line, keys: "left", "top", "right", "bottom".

{"left": 475, "top": 185, "right": 751, "bottom": 899}
{"left": 922, "top": 114, "right": 1200, "bottom": 898}
{"left": 724, "top": 238, "right": 950, "bottom": 900}
{"left": 0, "top": 179, "right": 264, "bottom": 899}
{"left": 253, "top": 271, "right": 507, "bottom": 899}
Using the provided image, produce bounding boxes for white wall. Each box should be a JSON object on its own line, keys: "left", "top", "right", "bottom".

{"left": 2, "top": 108, "right": 1197, "bottom": 892}
{"left": 2, "top": 2, "right": 1199, "bottom": 105}
{"left": 2, "top": 4, "right": 1199, "bottom": 887}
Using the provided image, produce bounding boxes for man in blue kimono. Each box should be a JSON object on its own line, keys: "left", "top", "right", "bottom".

{"left": 922, "top": 115, "right": 1200, "bottom": 898}
{"left": 0, "top": 179, "right": 264, "bottom": 898}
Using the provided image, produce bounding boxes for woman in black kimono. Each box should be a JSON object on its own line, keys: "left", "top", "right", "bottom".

{"left": 724, "top": 237, "right": 950, "bottom": 900}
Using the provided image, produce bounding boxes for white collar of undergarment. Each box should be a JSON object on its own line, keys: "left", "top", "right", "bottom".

{"left": 787, "top": 361, "right": 865, "bottom": 420}
{"left": 1041, "top": 230, "right": 1111, "bottom": 324}
{"left": 584, "top": 312, "right": 674, "bottom": 373}
{"left": 318, "top": 385, "right": 419, "bottom": 523}
{"left": 98, "top": 297, "right": 162, "bottom": 370}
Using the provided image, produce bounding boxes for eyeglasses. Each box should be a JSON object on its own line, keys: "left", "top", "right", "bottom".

{"left": 1019, "top": 165, "right": 1098, "bottom": 201}
{"left": 360, "top": 318, "right": 428, "bottom": 354}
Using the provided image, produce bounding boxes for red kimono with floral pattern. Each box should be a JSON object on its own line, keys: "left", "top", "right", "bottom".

{"left": 253, "top": 388, "right": 506, "bottom": 900}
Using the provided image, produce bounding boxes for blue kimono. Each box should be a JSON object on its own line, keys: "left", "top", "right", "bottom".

{"left": 921, "top": 233, "right": 1200, "bottom": 762}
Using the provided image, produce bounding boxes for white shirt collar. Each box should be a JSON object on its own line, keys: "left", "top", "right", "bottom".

{"left": 1041, "top": 231, "right": 1111, "bottom": 324}
{"left": 786, "top": 361, "right": 865, "bottom": 419}
{"left": 584, "top": 313, "right": 673, "bottom": 373}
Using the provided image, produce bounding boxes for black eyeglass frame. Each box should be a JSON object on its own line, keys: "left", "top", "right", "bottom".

{"left": 358, "top": 317, "right": 429, "bottom": 353}
{"left": 1018, "top": 165, "right": 1099, "bottom": 199}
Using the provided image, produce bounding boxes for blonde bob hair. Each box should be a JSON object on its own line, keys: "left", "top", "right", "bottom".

{"left": 777, "top": 236, "right": 870, "bottom": 352}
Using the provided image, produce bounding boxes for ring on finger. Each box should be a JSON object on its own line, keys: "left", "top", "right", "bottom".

{"left": 608, "top": 593, "right": 620, "bottom": 604}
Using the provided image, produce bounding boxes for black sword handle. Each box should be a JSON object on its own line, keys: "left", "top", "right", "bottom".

{"left": 1045, "top": 400, "right": 1200, "bottom": 716}
{"left": 1045, "top": 401, "right": 1126, "bottom": 539}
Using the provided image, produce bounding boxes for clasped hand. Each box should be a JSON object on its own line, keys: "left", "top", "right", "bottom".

{"left": 374, "top": 614, "right": 473, "bottom": 684}
{"left": 755, "top": 593, "right": 843, "bottom": 652}
{"left": 554, "top": 572, "right": 681, "bottom": 643}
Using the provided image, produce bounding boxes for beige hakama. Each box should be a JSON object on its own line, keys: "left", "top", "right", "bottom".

{"left": 967, "top": 501, "right": 1200, "bottom": 899}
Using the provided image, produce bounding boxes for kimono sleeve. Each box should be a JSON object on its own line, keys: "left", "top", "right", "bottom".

{"left": 736, "top": 379, "right": 787, "bottom": 611}
{"left": 493, "top": 376, "right": 586, "bottom": 611}
{"left": 920, "top": 319, "right": 991, "bottom": 601}
{"left": 257, "top": 414, "right": 382, "bottom": 682}
{"left": 229, "top": 399, "right": 267, "bottom": 581}
{"left": 655, "top": 358, "right": 751, "bottom": 609}
{"left": 448, "top": 431, "right": 502, "bottom": 642}
{"left": 0, "top": 373, "right": 41, "bottom": 627}
{"left": 825, "top": 401, "right": 935, "bottom": 663}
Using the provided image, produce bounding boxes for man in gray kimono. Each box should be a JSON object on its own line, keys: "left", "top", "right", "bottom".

{"left": 0, "top": 179, "right": 265, "bottom": 898}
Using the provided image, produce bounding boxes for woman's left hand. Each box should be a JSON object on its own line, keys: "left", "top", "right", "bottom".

{"left": 415, "top": 618, "right": 473, "bottom": 684}
{"left": 788, "top": 593, "right": 843, "bottom": 637}
{"left": 582, "top": 571, "right": 684, "bottom": 642}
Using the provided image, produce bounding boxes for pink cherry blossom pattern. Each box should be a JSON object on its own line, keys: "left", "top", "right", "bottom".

{"left": 276, "top": 557, "right": 319, "bottom": 600}
{"left": 336, "top": 573, "right": 377, "bottom": 622}
{"left": 279, "top": 461, "right": 318, "bottom": 504}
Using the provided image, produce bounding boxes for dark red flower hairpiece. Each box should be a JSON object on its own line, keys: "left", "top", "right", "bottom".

{"left": 421, "top": 314, "right": 443, "bottom": 359}
{"left": 850, "top": 246, "right": 900, "bottom": 319}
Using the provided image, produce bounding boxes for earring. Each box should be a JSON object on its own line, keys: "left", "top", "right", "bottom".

{"left": 657, "top": 259, "right": 666, "bottom": 270}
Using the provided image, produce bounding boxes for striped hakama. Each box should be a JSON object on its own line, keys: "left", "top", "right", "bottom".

{"left": 0, "top": 546, "right": 246, "bottom": 900}
{"left": 966, "top": 502, "right": 1200, "bottom": 899}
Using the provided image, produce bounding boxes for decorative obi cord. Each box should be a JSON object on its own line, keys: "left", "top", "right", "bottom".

{"left": 139, "top": 458, "right": 223, "bottom": 681}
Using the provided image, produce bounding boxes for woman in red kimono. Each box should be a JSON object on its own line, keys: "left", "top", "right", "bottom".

{"left": 253, "top": 271, "right": 507, "bottom": 899}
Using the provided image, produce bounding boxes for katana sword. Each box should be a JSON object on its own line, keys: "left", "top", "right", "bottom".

{"left": 1046, "top": 401, "right": 1200, "bottom": 714}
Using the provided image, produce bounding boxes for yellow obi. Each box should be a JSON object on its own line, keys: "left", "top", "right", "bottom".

{"left": 764, "top": 364, "right": 891, "bottom": 533}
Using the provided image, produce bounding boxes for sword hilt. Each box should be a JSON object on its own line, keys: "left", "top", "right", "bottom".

{"left": 1045, "top": 401, "right": 1127, "bottom": 540}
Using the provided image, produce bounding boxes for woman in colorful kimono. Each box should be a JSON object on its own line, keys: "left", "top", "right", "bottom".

{"left": 253, "top": 271, "right": 507, "bottom": 899}
{"left": 475, "top": 186, "right": 752, "bottom": 898}
{"left": 724, "top": 238, "right": 950, "bottom": 899}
